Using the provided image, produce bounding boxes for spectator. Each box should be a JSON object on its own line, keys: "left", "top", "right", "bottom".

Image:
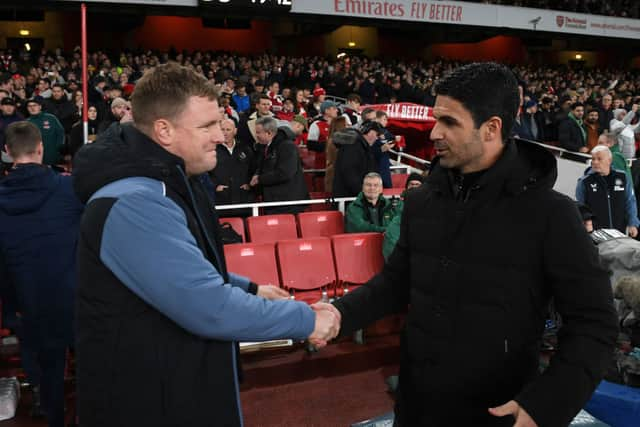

{"left": 522, "top": 99, "right": 543, "bottom": 141}
{"left": 598, "top": 94, "right": 614, "bottom": 131}
{"left": 584, "top": 109, "right": 601, "bottom": 152}
{"left": 342, "top": 93, "right": 362, "bottom": 127}
{"left": 382, "top": 172, "right": 424, "bottom": 259}
{"left": 266, "top": 81, "right": 283, "bottom": 112}
{"left": 332, "top": 120, "right": 382, "bottom": 197}
{"left": 35, "top": 78, "right": 52, "bottom": 99}
{"left": 324, "top": 116, "right": 348, "bottom": 194}
{"left": 238, "top": 94, "right": 272, "bottom": 146}
{"left": 43, "top": 83, "right": 77, "bottom": 134}
{"left": 576, "top": 145, "right": 640, "bottom": 235}
{"left": 97, "top": 97, "right": 129, "bottom": 134}
{"left": 308, "top": 100, "right": 339, "bottom": 170}
{"left": 558, "top": 102, "right": 588, "bottom": 155}
{"left": 609, "top": 105, "right": 639, "bottom": 159}
{"left": 72, "top": 63, "right": 336, "bottom": 427}
{"left": 359, "top": 107, "right": 377, "bottom": 126}
{"left": 231, "top": 82, "right": 250, "bottom": 114}
{"left": 68, "top": 104, "right": 101, "bottom": 158}
{"left": 538, "top": 96, "right": 558, "bottom": 142}
{"left": 251, "top": 116, "right": 309, "bottom": 214}
{"left": 373, "top": 110, "right": 396, "bottom": 188}
{"left": 26, "top": 98, "right": 64, "bottom": 166}
{"left": 307, "top": 87, "right": 326, "bottom": 118}
{"left": 346, "top": 172, "right": 403, "bottom": 234}
{"left": 0, "top": 97, "right": 23, "bottom": 151}
{"left": 597, "top": 131, "right": 631, "bottom": 183}
{"left": 219, "top": 93, "right": 240, "bottom": 124}
{"left": 275, "top": 98, "right": 296, "bottom": 122}
{"left": 210, "top": 118, "right": 256, "bottom": 210}
{"left": 290, "top": 114, "right": 308, "bottom": 146}
{"left": 87, "top": 75, "right": 107, "bottom": 115}
{"left": 0, "top": 121, "right": 83, "bottom": 427}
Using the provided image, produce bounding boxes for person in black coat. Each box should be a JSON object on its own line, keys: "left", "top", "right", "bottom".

{"left": 67, "top": 103, "right": 101, "bottom": 158}
{"left": 332, "top": 120, "right": 382, "bottom": 198}
{"left": 558, "top": 102, "right": 589, "bottom": 162}
{"left": 210, "top": 118, "right": 256, "bottom": 216}
{"left": 316, "top": 63, "right": 618, "bottom": 427}
{"left": 0, "top": 122, "right": 83, "bottom": 427}
{"left": 251, "top": 117, "right": 309, "bottom": 214}
{"left": 42, "top": 84, "right": 78, "bottom": 134}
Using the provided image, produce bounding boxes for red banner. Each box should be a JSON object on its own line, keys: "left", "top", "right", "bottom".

{"left": 362, "top": 103, "right": 435, "bottom": 124}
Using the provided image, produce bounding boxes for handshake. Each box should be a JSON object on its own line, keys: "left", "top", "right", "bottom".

{"left": 308, "top": 302, "right": 341, "bottom": 348}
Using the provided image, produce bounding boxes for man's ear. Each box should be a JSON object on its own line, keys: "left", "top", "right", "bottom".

{"left": 483, "top": 116, "right": 503, "bottom": 142}
{"left": 153, "top": 119, "right": 174, "bottom": 147}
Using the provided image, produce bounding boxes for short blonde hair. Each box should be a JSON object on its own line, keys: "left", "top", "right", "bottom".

{"left": 131, "top": 62, "right": 218, "bottom": 131}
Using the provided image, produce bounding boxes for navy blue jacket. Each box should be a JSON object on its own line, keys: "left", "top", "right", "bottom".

{"left": 0, "top": 164, "right": 83, "bottom": 349}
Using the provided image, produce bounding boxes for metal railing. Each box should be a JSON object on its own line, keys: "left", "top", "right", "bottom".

{"left": 217, "top": 196, "right": 356, "bottom": 216}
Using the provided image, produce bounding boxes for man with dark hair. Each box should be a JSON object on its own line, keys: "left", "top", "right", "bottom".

{"left": 237, "top": 93, "right": 272, "bottom": 146}
{"left": 343, "top": 93, "right": 362, "bottom": 126}
{"left": 231, "top": 82, "right": 250, "bottom": 114}
{"left": 35, "top": 78, "right": 52, "bottom": 99}
{"left": 73, "top": 63, "right": 337, "bottom": 427}
{"left": 251, "top": 116, "right": 309, "bottom": 214}
{"left": 0, "top": 97, "right": 24, "bottom": 152}
{"left": 584, "top": 108, "right": 601, "bottom": 152}
{"left": 558, "top": 102, "right": 588, "bottom": 155}
{"left": 0, "top": 121, "right": 83, "bottom": 427}
{"left": 43, "top": 83, "right": 77, "bottom": 134}
{"left": 332, "top": 120, "right": 381, "bottom": 197}
{"left": 317, "top": 62, "right": 617, "bottom": 427}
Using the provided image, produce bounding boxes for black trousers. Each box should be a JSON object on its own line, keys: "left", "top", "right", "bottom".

{"left": 21, "top": 343, "right": 67, "bottom": 427}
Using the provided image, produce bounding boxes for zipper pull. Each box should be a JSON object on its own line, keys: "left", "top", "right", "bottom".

{"left": 504, "top": 339, "right": 509, "bottom": 354}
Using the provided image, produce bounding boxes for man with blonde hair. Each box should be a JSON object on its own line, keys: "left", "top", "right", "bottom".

{"left": 576, "top": 144, "right": 640, "bottom": 235}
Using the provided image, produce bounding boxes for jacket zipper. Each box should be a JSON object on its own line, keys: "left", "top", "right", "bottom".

{"left": 176, "top": 165, "right": 244, "bottom": 426}
{"left": 599, "top": 175, "right": 614, "bottom": 228}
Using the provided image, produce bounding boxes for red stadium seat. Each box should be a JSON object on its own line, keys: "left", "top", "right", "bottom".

{"left": 331, "top": 233, "right": 384, "bottom": 296}
{"left": 224, "top": 242, "right": 280, "bottom": 287}
{"left": 391, "top": 173, "right": 409, "bottom": 189}
{"left": 383, "top": 188, "right": 404, "bottom": 197}
{"left": 246, "top": 214, "right": 298, "bottom": 244}
{"left": 219, "top": 217, "right": 246, "bottom": 243}
{"left": 277, "top": 237, "right": 336, "bottom": 304}
{"left": 298, "top": 211, "right": 344, "bottom": 238}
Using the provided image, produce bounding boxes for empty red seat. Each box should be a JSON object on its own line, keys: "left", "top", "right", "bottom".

{"left": 331, "top": 233, "right": 384, "bottom": 296}
{"left": 246, "top": 214, "right": 298, "bottom": 244}
{"left": 277, "top": 237, "right": 336, "bottom": 304}
{"left": 298, "top": 211, "right": 344, "bottom": 238}
{"left": 224, "top": 242, "right": 280, "bottom": 287}
{"left": 219, "top": 217, "right": 246, "bottom": 243}
{"left": 391, "top": 173, "right": 409, "bottom": 189}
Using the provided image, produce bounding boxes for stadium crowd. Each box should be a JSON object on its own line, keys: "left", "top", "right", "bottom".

{"left": 476, "top": 0, "right": 640, "bottom": 18}
{"left": 2, "top": 48, "right": 640, "bottom": 157}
